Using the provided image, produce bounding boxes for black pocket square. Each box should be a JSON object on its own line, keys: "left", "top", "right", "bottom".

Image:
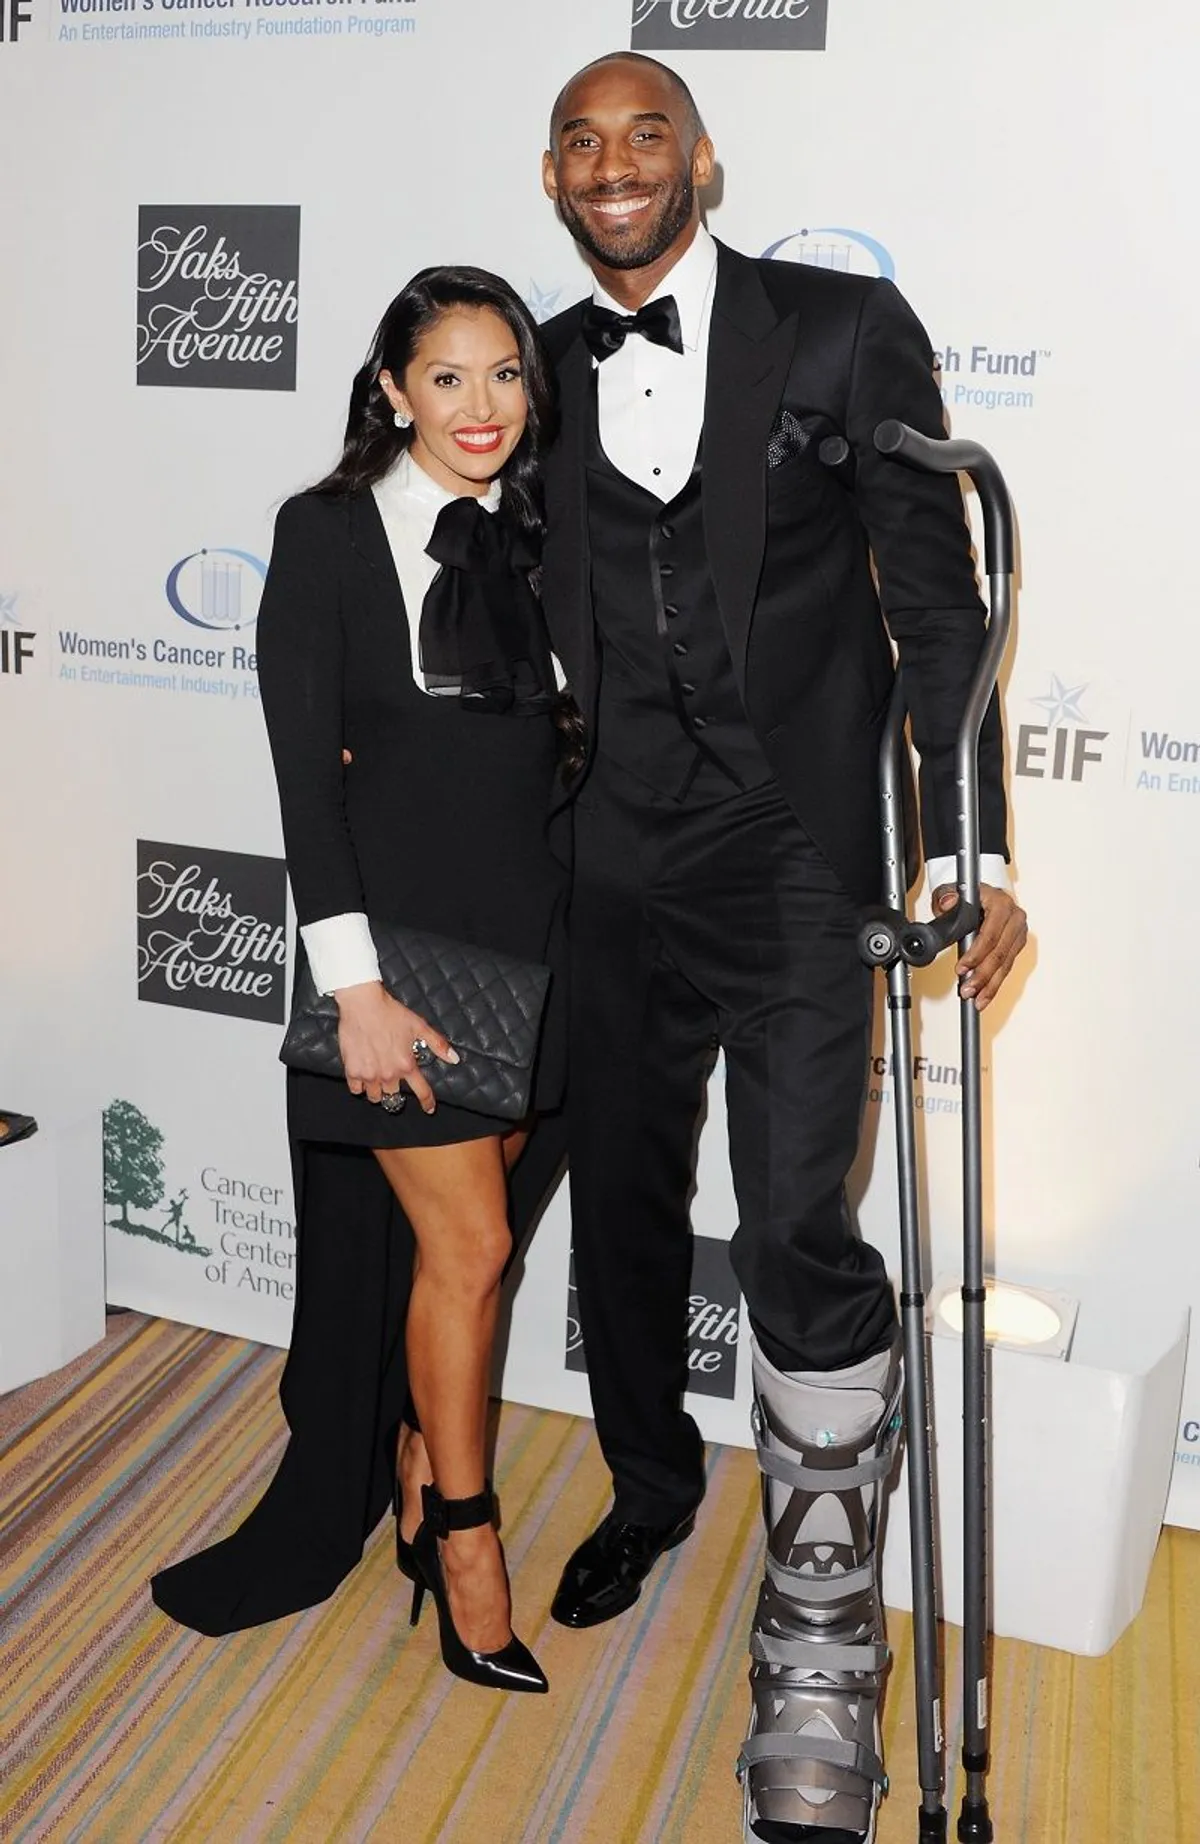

{"left": 766, "top": 408, "right": 811, "bottom": 469}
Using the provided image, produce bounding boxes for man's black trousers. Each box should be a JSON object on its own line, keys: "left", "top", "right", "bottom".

{"left": 568, "top": 757, "right": 898, "bottom": 1525}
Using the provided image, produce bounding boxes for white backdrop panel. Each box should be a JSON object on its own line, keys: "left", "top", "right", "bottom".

{"left": 2, "top": 0, "right": 1198, "bottom": 1519}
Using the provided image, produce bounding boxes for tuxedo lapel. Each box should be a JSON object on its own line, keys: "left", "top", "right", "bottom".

{"left": 347, "top": 487, "right": 406, "bottom": 610}
{"left": 543, "top": 318, "right": 596, "bottom": 700}
{"left": 703, "top": 243, "right": 798, "bottom": 685}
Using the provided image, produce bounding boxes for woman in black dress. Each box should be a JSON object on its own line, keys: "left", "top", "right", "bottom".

{"left": 151, "top": 269, "right": 568, "bottom": 1693}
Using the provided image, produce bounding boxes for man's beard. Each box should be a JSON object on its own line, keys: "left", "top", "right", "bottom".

{"left": 558, "top": 171, "right": 695, "bottom": 272}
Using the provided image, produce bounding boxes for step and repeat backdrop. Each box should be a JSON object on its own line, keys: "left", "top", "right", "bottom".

{"left": 3, "top": 1, "right": 1199, "bottom": 1520}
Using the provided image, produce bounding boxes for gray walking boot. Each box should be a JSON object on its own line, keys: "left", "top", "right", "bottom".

{"left": 737, "top": 1333, "right": 902, "bottom": 1843}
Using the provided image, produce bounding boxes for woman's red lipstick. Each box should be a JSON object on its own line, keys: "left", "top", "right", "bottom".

{"left": 452, "top": 425, "right": 505, "bottom": 453}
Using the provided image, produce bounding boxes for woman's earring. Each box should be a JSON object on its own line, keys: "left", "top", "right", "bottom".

{"left": 393, "top": 410, "right": 413, "bottom": 430}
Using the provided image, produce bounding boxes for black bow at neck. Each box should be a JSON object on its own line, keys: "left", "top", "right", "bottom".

{"left": 418, "top": 495, "right": 556, "bottom": 716}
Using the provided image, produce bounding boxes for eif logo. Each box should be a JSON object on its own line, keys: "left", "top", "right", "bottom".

{"left": 1014, "top": 675, "right": 1108, "bottom": 782}
{"left": 0, "top": 593, "right": 34, "bottom": 675}
{"left": 1, "top": 0, "right": 31, "bottom": 41}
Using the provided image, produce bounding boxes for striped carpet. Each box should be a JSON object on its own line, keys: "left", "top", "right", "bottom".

{"left": 2, "top": 1314, "right": 1198, "bottom": 1843}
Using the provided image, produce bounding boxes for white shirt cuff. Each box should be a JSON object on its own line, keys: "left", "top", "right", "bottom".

{"left": 926, "top": 854, "right": 1011, "bottom": 900}
{"left": 300, "top": 912, "right": 381, "bottom": 995}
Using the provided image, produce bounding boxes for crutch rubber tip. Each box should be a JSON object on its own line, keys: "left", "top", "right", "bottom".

{"left": 956, "top": 1799, "right": 994, "bottom": 1842}
{"left": 918, "top": 1807, "right": 948, "bottom": 1840}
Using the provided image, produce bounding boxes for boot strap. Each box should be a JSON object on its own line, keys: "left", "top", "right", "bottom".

{"left": 765, "top": 1551, "right": 876, "bottom": 1603}
{"left": 737, "top": 1732, "right": 888, "bottom": 1788}
{"left": 755, "top": 1439, "right": 896, "bottom": 1494}
{"left": 750, "top": 1632, "right": 889, "bottom": 1674}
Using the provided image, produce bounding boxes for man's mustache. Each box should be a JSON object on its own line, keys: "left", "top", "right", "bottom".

{"left": 572, "top": 181, "right": 665, "bottom": 203}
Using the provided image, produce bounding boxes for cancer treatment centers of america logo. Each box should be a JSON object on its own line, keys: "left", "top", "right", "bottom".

{"left": 136, "top": 840, "right": 287, "bottom": 1024}
{"left": 631, "top": 0, "right": 828, "bottom": 51}
{"left": 103, "top": 1099, "right": 297, "bottom": 1304}
{"left": 137, "top": 206, "right": 300, "bottom": 390}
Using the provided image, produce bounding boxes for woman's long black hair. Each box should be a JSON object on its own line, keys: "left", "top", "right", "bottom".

{"left": 311, "top": 265, "right": 557, "bottom": 540}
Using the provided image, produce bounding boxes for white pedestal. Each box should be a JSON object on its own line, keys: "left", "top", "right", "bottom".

{"left": 0, "top": 1115, "right": 106, "bottom": 1392}
{"left": 882, "top": 1287, "right": 1189, "bottom": 1656}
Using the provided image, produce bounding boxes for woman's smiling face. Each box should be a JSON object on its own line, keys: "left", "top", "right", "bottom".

{"left": 380, "top": 305, "right": 528, "bottom": 498}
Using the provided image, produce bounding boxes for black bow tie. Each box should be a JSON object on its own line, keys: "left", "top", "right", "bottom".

{"left": 580, "top": 295, "right": 684, "bottom": 362}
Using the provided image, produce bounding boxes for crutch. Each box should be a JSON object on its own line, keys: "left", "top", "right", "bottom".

{"left": 855, "top": 420, "right": 1014, "bottom": 1843}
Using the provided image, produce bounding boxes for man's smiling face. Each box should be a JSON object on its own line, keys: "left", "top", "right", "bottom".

{"left": 543, "top": 58, "right": 713, "bottom": 273}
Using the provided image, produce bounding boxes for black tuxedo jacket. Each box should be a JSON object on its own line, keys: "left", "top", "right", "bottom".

{"left": 539, "top": 239, "right": 1009, "bottom": 903}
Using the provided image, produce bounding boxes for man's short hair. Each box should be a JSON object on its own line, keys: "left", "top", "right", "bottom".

{"left": 549, "top": 52, "right": 707, "bottom": 151}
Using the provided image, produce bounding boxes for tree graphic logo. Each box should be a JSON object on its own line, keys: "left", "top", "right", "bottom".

{"left": 102, "top": 1099, "right": 211, "bottom": 1257}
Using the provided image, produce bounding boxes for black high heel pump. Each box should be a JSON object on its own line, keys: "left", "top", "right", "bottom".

{"left": 410, "top": 1483, "right": 548, "bottom": 1694}
{"left": 392, "top": 1476, "right": 418, "bottom": 1584}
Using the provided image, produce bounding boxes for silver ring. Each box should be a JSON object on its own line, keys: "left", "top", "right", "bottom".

{"left": 411, "top": 1038, "right": 433, "bottom": 1068}
{"left": 380, "top": 1091, "right": 407, "bottom": 1114}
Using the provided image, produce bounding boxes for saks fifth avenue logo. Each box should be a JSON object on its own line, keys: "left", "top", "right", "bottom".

{"left": 136, "top": 840, "right": 286, "bottom": 1023}
{"left": 565, "top": 1235, "right": 742, "bottom": 1399}
{"left": 632, "top": 0, "right": 827, "bottom": 50}
{"left": 137, "top": 207, "right": 299, "bottom": 391}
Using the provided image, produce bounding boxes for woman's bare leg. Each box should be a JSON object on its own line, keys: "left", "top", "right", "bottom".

{"left": 394, "top": 1126, "right": 531, "bottom": 1545}
{"left": 376, "top": 1134, "right": 517, "bottom": 1652}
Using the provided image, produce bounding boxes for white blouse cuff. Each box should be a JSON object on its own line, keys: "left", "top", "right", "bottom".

{"left": 926, "top": 853, "right": 1011, "bottom": 901}
{"left": 300, "top": 912, "right": 381, "bottom": 995}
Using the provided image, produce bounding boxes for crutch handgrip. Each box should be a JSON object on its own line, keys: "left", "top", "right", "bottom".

{"left": 899, "top": 901, "right": 982, "bottom": 967}
{"left": 858, "top": 901, "right": 981, "bottom": 970}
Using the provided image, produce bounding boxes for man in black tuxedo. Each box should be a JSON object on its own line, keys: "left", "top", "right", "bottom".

{"left": 539, "top": 52, "right": 1027, "bottom": 1843}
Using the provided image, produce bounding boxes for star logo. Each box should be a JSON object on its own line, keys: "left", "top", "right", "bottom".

{"left": 1030, "top": 674, "right": 1087, "bottom": 728}
{"left": 524, "top": 280, "right": 563, "bottom": 325}
{"left": 0, "top": 593, "right": 19, "bottom": 626}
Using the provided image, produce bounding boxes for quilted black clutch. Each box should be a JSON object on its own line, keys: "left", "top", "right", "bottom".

{"left": 280, "top": 921, "right": 551, "bottom": 1121}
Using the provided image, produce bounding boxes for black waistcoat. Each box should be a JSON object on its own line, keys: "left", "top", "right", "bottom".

{"left": 585, "top": 392, "right": 775, "bottom": 800}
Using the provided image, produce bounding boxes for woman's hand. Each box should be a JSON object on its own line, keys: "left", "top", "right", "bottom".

{"left": 333, "top": 983, "right": 459, "bottom": 1114}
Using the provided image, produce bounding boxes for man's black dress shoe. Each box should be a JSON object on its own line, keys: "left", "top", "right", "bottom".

{"left": 550, "top": 1505, "right": 698, "bottom": 1629}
